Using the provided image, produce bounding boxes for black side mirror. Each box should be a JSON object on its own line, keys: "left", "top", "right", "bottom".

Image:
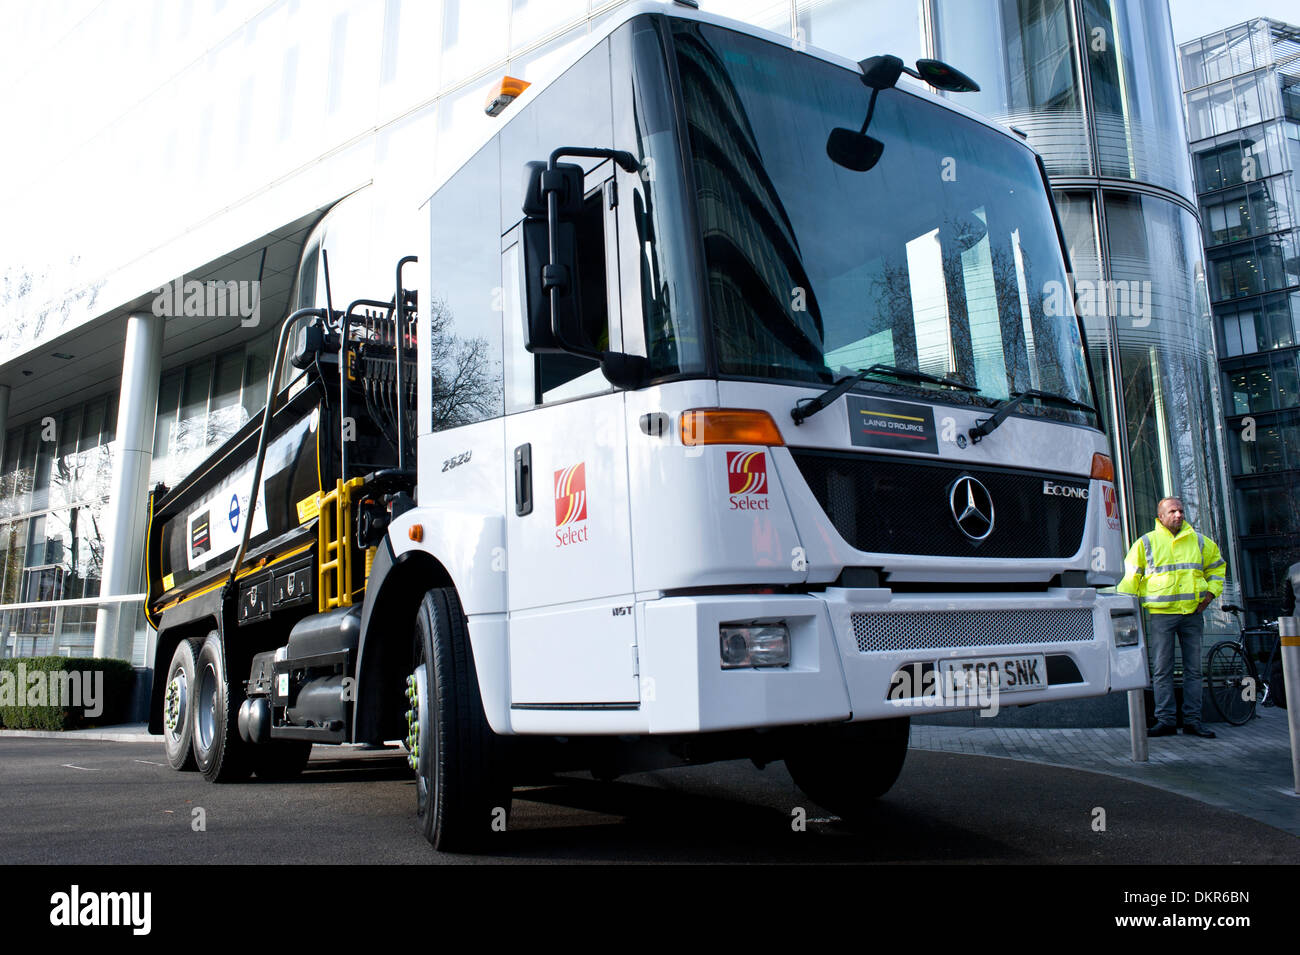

{"left": 914, "top": 58, "right": 980, "bottom": 92}
{"left": 828, "top": 54, "right": 979, "bottom": 173}
{"left": 520, "top": 147, "right": 648, "bottom": 390}
{"left": 521, "top": 160, "right": 589, "bottom": 355}
{"left": 859, "top": 54, "right": 906, "bottom": 91}
{"left": 826, "top": 128, "right": 884, "bottom": 172}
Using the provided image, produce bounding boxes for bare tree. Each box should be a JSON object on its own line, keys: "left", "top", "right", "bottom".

{"left": 427, "top": 296, "right": 500, "bottom": 431}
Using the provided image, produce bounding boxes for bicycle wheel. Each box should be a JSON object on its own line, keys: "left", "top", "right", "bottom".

{"left": 1205, "top": 642, "right": 1257, "bottom": 726}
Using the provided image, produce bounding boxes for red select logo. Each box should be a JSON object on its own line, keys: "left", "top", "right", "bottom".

{"left": 1103, "top": 484, "right": 1120, "bottom": 530}
{"left": 554, "top": 463, "right": 589, "bottom": 546}
{"left": 727, "top": 451, "right": 770, "bottom": 510}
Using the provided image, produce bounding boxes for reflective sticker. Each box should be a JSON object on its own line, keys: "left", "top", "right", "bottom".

{"left": 162, "top": 573, "right": 174, "bottom": 591}
{"left": 297, "top": 494, "right": 320, "bottom": 524}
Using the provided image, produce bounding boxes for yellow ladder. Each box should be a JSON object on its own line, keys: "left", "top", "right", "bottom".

{"left": 317, "top": 477, "right": 364, "bottom": 610}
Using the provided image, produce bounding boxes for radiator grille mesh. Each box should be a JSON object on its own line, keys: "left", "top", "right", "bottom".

{"left": 852, "top": 608, "right": 1095, "bottom": 653}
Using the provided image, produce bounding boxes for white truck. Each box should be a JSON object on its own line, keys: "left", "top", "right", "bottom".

{"left": 145, "top": 1, "right": 1146, "bottom": 851}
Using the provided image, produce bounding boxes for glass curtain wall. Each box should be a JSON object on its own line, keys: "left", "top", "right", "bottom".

{"left": 1079, "top": 0, "right": 1192, "bottom": 194}
{"left": 0, "top": 395, "right": 116, "bottom": 657}
{"left": 1183, "top": 19, "right": 1300, "bottom": 620}
{"left": 933, "top": 0, "right": 1091, "bottom": 175}
{"left": 933, "top": 0, "right": 1238, "bottom": 619}
{"left": 0, "top": 332, "right": 277, "bottom": 660}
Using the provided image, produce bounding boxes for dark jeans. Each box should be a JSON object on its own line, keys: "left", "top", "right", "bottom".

{"left": 1149, "top": 612, "right": 1204, "bottom": 727}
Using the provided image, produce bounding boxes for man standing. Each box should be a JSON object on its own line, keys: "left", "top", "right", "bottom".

{"left": 1117, "top": 496, "right": 1226, "bottom": 738}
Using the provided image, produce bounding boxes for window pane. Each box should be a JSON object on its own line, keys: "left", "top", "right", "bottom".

{"left": 934, "top": 0, "right": 1089, "bottom": 175}
{"left": 440, "top": 0, "right": 509, "bottom": 90}
{"left": 1221, "top": 311, "right": 1242, "bottom": 357}
{"left": 1229, "top": 369, "right": 1250, "bottom": 414}
{"left": 509, "top": 0, "right": 587, "bottom": 53}
{"left": 1247, "top": 367, "right": 1274, "bottom": 411}
{"left": 427, "top": 140, "right": 504, "bottom": 430}
{"left": 1239, "top": 305, "right": 1258, "bottom": 351}
{"left": 1233, "top": 74, "right": 1264, "bottom": 127}
{"left": 1275, "top": 358, "right": 1299, "bottom": 409}
{"left": 797, "top": 0, "right": 923, "bottom": 65}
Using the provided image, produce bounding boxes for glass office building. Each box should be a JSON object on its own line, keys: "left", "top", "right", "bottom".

{"left": 0, "top": 0, "right": 1238, "bottom": 676}
{"left": 1181, "top": 19, "right": 1300, "bottom": 622}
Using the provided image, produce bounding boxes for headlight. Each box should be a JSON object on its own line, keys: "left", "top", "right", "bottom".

{"left": 1111, "top": 611, "right": 1140, "bottom": 647}
{"left": 720, "top": 623, "right": 790, "bottom": 668}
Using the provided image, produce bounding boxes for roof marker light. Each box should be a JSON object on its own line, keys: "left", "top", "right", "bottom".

{"left": 485, "top": 76, "right": 530, "bottom": 117}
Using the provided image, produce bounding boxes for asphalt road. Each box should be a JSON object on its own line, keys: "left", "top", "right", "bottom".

{"left": 2, "top": 737, "right": 1297, "bottom": 865}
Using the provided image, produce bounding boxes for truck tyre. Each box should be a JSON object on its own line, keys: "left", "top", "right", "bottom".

{"left": 784, "top": 717, "right": 910, "bottom": 821}
{"left": 192, "top": 630, "right": 251, "bottom": 783}
{"left": 162, "top": 638, "right": 198, "bottom": 771}
{"left": 251, "top": 741, "right": 313, "bottom": 781}
{"left": 407, "top": 587, "right": 510, "bottom": 851}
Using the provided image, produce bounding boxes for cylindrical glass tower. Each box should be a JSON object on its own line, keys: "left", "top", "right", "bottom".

{"left": 697, "top": 0, "right": 1238, "bottom": 615}
{"left": 930, "top": 0, "right": 1238, "bottom": 618}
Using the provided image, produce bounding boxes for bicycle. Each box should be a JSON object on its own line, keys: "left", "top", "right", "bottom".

{"left": 1205, "top": 604, "right": 1284, "bottom": 726}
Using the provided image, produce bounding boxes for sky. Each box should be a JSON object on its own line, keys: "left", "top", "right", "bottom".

{"left": 1167, "top": 0, "right": 1300, "bottom": 43}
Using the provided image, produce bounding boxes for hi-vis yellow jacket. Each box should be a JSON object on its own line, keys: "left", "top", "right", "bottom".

{"left": 1117, "top": 521, "right": 1225, "bottom": 614}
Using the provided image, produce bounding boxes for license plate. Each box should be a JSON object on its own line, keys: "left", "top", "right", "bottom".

{"left": 940, "top": 654, "right": 1046, "bottom": 694}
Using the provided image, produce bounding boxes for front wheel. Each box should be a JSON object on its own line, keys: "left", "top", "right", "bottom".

{"left": 406, "top": 587, "right": 510, "bottom": 851}
{"left": 1205, "top": 642, "right": 1256, "bottom": 726}
{"left": 785, "top": 717, "right": 910, "bottom": 821}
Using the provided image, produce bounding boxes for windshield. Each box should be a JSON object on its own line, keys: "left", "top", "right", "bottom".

{"left": 672, "top": 21, "right": 1096, "bottom": 424}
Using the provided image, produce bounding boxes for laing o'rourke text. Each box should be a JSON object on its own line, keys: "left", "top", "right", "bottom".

{"left": 49, "top": 886, "right": 151, "bottom": 935}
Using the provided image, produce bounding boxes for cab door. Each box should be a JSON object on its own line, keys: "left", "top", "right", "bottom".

{"left": 502, "top": 167, "right": 638, "bottom": 707}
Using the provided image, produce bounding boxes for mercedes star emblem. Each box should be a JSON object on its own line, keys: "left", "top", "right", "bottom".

{"left": 949, "top": 475, "right": 994, "bottom": 541}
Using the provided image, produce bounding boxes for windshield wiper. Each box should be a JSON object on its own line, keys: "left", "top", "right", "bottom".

{"left": 968, "top": 389, "right": 1096, "bottom": 443}
{"left": 791, "top": 363, "right": 979, "bottom": 425}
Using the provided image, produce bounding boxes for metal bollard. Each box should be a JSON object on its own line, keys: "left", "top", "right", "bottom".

{"left": 1280, "top": 615, "right": 1300, "bottom": 794}
{"left": 1128, "top": 688, "right": 1148, "bottom": 762}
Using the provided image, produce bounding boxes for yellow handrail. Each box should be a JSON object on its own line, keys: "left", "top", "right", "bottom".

{"left": 317, "top": 477, "right": 364, "bottom": 611}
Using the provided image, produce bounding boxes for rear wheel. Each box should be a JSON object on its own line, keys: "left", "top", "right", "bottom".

{"left": 407, "top": 587, "right": 510, "bottom": 851}
{"left": 1205, "top": 642, "right": 1256, "bottom": 726}
{"left": 785, "top": 717, "right": 910, "bottom": 821}
{"left": 192, "top": 631, "right": 251, "bottom": 782}
{"left": 162, "top": 639, "right": 198, "bottom": 771}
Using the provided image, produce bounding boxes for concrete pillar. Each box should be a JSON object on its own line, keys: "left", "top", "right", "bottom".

{"left": 93, "top": 313, "right": 164, "bottom": 660}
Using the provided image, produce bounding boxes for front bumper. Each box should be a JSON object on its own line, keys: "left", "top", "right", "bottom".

{"left": 635, "top": 588, "right": 1146, "bottom": 734}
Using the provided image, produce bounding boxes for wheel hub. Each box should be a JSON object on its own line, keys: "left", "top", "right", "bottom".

{"left": 404, "top": 672, "right": 420, "bottom": 771}
{"left": 164, "top": 674, "right": 186, "bottom": 735}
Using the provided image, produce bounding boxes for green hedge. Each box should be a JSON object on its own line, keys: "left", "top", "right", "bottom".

{"left": 0, "top": 657, "right": 135, "bottom": 730}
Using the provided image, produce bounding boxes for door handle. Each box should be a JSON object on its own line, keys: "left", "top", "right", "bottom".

{"left": 514, "top": 443, "right": 532, "bottom": 516}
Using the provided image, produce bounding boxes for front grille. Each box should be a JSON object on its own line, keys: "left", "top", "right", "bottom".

{"left": 852, "top": 608, "right": 1095, "bottom": 653}
{"left": 790, "top": 449, "right": 1088, "bottom": 558}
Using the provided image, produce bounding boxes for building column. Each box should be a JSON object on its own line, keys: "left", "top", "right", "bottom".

{"left": 93, "top": 313, "right": 164, "bottom": 661}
